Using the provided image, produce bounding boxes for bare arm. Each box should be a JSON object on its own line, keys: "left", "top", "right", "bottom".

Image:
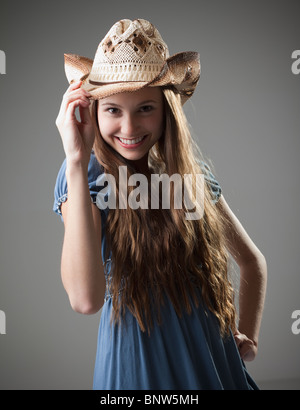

{"left": 217, "top": 195, "right": 267, "bottom": 360}
{"left": 60, "top": 165, "right": 105, "bottom": 314}
{"left": 55, "top": 80, "right": 105, "bottom": 314}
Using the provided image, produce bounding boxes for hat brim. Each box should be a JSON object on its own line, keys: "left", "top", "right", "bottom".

{"left": 64, "top": 51, "right": 200, "bottom": 104}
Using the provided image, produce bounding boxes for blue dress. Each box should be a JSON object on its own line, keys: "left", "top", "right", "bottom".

{"left": 53, "top": 152, "right": 258, "bottom": 390}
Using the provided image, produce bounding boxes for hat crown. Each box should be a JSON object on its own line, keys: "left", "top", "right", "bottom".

{"left": 90, "top": 19, "right": 170, "bottom": 83}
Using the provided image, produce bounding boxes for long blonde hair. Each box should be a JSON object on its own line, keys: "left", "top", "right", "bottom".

{"left": 92, "top": 87, "right": 236, "bottom": 337}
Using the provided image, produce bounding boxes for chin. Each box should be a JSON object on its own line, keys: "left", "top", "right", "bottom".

{"left": 123, "top": 152, "right": 147, "bottom": 162}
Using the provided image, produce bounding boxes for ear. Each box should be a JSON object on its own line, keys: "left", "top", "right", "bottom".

{"left": 64, "top": 53, "right": 93, "bottom": 84}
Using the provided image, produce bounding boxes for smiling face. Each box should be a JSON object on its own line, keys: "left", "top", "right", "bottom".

{"left": 97, "top": 87, "right": 164, "bottom": 171}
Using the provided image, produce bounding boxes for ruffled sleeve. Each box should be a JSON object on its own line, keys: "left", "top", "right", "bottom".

{"left": 199, "top": 161, "right": 222, "bottom": 204}
{"left": 53, "top": 151, "right": 104, "bottom": 221}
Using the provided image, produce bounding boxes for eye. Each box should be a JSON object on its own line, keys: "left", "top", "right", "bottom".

{"left": 139, "top": 105, "right": 153, "bottom": 113}
{"left": 107, "top": 107, "right": 120, "bottom": 114}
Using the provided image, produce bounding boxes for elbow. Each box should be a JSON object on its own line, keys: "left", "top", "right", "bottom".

{"left": 240, "top": 249, "right": 268, "bottom": 282}
{"left": 69, "top": 296, "right": 103, "bottom": 315}
{"left": 238, "top": 244, "right": 267, "bottom": 269}
{"left": 61, "top": 271, "right": 105, "bottom": 315}
{"left": 254, "top": 250, "right": 268, "bottom": 275}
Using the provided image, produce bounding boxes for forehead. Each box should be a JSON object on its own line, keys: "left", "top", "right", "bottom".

{"left": 99, "top": 86, "right": 163, "bottom": 106}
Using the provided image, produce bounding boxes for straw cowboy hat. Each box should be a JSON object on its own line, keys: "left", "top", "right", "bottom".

{"left": 64, "top": 18, "right": 201, "bottom": 104}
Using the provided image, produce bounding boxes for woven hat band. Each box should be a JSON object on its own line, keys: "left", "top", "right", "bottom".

{"left": 89, "top": 62, "right": 164, "bottom": 83}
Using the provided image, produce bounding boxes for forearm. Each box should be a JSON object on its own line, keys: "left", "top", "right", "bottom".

{"left": 61, "top": 162, "right": 105, "bottom": 314}
{"left": 238, "top": 254, "right": 267, "bottom": 344}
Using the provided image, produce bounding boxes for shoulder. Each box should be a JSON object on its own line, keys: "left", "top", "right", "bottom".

{"left": 53, "top": 151, "right": 105, "bottom": 219}
{"left": 198, "top": 160, "right": 222, "bottom": 204}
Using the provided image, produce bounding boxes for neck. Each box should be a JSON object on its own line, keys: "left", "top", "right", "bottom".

{"left": 128, "top": 154, "right": 151, "bottom": 176}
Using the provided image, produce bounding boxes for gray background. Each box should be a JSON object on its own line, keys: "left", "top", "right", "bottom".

{"left": 0, "top": 0, "right": 299, "bottom": 390}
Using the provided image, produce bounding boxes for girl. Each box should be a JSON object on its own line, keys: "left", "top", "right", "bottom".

{"left": 53, "top": 19, "right": 267, "bottom": 390}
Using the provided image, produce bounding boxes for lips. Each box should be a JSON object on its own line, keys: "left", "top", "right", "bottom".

{"left": 115, "top": 135, "right": 148, "bottom": 148}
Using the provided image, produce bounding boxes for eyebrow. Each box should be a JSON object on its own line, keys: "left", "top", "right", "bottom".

{"left": 100, "top": 100, "right": 159, "bottom": 107}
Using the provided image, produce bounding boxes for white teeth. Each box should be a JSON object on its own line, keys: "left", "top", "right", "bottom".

{"left": 119, "top": 136, "right": 145, "bottom": 145}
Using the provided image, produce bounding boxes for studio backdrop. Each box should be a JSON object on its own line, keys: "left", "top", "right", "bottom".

{"left": 0, "top": 0, "right": 299, "bottom": 389}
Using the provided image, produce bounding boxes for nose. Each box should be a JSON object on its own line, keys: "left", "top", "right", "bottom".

{"left": 120, "top": 113, "right": 140, "bottom": 138}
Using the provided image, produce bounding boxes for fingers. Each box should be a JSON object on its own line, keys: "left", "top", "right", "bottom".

{"left": 64, "top": 100, "right": 87, "bottom": 124}
{"left": 238, "top": 340, "right": 255, "bottom": 361}
{"left": 234, "top": 332, "right": 247, "bottom": 346}
{"left": 68, "top": 80, "right": 84, "bottom": 91}
{"left": 78, "top": 102, "right": 92, "bottom": 125}
{"left": 64, "top": 99, "right": 91, "bottom": 125}
{"left": 56, "top": 81, "right": 92, "bottom": 127}
{"left": 63, "top": 82, "right": 91, "bottom": 111}
{"left": 66, "top": 80, "right": 90, "bottom": 95}
{"left": 234, "top": 332, "right": 257, "bottom": 362}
